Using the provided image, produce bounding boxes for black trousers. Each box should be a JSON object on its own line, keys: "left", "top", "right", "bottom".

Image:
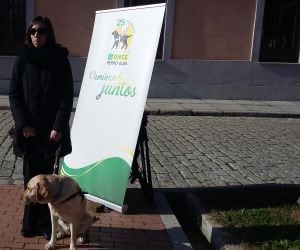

{"left": 22, "top": 155, "right": 54, "bottom": 233}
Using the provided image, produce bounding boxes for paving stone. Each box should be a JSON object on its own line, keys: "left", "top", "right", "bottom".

{"left": 12, "top": 173, "right": 24, "bottom": 180}
{"left": 180, "top": 170, "right": 194, "bottom": 179}
{"left": 0, "top": 169, "right": 12, "bottom": 177}
{"left": 0, "top": 179, "right": 13, "bottom": 184}
{"left": 169, "top": 172, "right": 184, "bottom": 179}
{"left": 187, "top": 179, "right": 201, "bottom": 187}
{"left": 1, "top": 160, "right": 15, "bottom": 169}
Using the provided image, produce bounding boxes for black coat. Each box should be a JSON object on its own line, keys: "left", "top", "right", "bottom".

{"left": 9, "top": 46, "right": 74, "bottom": 157}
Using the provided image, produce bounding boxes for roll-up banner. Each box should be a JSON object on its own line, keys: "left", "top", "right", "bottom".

{"left": 62, "top": 4, "right": 165, "bottom": 212}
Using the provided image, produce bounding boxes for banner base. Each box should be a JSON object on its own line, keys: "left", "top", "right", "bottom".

{"left": 85, "top": 194, "right": 127, "bottom": 213}
{"left": 87, "top": 200, "right": 105, "bottom": 213}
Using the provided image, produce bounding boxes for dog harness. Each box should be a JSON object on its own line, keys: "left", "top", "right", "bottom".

{"left": 52, "top": 181, "right": 87, "bottom": 204}
{"left": 62, "top": 189, "right": 87, "bottom": 204}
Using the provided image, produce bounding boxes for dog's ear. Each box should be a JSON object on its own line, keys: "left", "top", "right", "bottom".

{"left": 36, "top": 181, "right": 49, "bottom": 201}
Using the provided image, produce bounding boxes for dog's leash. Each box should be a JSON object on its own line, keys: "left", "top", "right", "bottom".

{"left": 52, "top": 144, "right": 89, "bottom": 203}
{"left": 53, "top": 145, "right": 62, "bottom": 175}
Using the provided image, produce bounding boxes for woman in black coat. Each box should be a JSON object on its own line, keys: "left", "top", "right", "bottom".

{"left": 9, "top": 16, "right": 73, "bottom": 239}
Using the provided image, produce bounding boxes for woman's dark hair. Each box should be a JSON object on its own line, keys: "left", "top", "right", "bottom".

{"left": 25, "top": 16, "right": 57, "bottom": 48}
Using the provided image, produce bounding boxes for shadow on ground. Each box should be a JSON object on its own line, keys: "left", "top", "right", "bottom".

{"left": 163, "top": 184, "right": 300, "bottom": 249}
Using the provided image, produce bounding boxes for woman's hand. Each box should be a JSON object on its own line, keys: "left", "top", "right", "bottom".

{"left": 49, "top": 130, "right": 62, "bottom": 142}
{"left": 22, "top": 126, "right": 37, "bottom": 138}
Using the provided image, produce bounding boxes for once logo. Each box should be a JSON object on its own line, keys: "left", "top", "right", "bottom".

{"left": 111, "top": 19, "right": 135, "bottom": 50}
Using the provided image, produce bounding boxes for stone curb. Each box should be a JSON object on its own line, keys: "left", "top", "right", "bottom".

{"left": 146, "top": 110, "right": 300, "bottom": 118}
{"left": 1, "top": 105, "right": 299, "bottom": 118}
{"left": 185, "top": 193, "right": 237, "bottom": 250}
{"left": 185, "top": 192, "right": 300, "bottom": 250}
{"left": 154, "top": 192, "right": 193, "bottom": 250}
{"left": 201, "top": 214, "right": 237, "bottom": 250}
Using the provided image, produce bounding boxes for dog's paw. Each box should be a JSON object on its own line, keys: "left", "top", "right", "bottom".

{"left": 69, "top": 244, "right": 78, "bottom": 250}
{"left": 45, "top": 242, "right": 55, "bottom": 250}
{"left": 77, "top": 235, "right": 89, "bottom": 244}
{"left": 57, "top": 231, "right": 65, "bottom": 239}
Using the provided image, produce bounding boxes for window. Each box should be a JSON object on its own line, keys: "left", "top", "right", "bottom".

{"left": 124, "top": 0, "right": 166, "bottom": 60}
{"left": 259, "top": 0, "right": 300, "bottom": 62}
{"left": 0, "top": 0, "right": 26, "bottom": 55}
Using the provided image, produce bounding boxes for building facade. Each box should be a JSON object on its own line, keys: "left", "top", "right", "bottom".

{"left": 0, "top": 0, "right": 299, "bottom": 100}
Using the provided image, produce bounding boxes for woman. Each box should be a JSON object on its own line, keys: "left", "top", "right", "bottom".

{"left": 9, "top": 16, "right": 73, "bottom": 239}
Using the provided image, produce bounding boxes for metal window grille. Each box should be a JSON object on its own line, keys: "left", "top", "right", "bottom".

{"left": 259, "top": 0, "right": 300, "bottom": 62}
{"left": 0, "top": 0, "right": 26, "bottom": 55}
{"left": 124, "top": 0, "right": 166, "bottom": 60}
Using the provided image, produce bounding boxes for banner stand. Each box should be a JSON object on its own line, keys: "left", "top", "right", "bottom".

{"left": 62, "top": 4, "right": 166, "bottom": 213}
{"left": 130, "top": 112, "right": 153, "bottom": 202}
{"left": 85, "top": 193, "right": 128, "bottom": 213}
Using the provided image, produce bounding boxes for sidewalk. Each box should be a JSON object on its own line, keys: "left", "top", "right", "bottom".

{"left": 1, "top": 95, "right": 300, "bottom": 117}
{"left": 0, "top": 185, "right": 181, "bottom": 250}
{"left": 144, "top": 98, "right": 300, "bottom": 117}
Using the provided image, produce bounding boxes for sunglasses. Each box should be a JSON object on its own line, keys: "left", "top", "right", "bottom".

{"left": 29, "top": 28, "right": 46, "bottom": 35}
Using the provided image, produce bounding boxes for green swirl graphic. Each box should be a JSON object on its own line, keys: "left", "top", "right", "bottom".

{"left": 61, "top": 157, "right": 131, "bottom": 206}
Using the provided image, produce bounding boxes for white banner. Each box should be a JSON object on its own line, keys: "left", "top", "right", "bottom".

{"left": 62, "top": 4, "right": 165, "bottom": 212}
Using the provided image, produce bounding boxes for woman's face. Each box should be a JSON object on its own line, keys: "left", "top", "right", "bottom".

{"left": 30, "top": 22, "right": 46, "bottom": 48}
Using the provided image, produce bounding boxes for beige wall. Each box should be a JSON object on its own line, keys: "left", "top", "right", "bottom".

{"left": 35, "top": 0, "right": 116, "bottom": 56}
{"left": 171, "top": 0, "right": 257, "bottom": 60}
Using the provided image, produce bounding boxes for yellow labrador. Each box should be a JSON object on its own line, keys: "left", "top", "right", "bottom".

{"left": 23, "top": 174, "right": 93, "bottom": 250}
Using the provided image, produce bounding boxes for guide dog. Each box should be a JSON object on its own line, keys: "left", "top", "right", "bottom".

{"left": 120, "top": 34, "right": 132, "bottom": 49}
{"left": 22, "top": 174, "right": 93, "bottom": 250}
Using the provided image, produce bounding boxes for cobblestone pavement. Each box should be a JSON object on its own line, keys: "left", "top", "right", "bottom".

{"left": 147, "top": 116, "right": 300, "bottom": 188}
{"left": 0, "top": 110, "right": 299, "bottom": 188}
